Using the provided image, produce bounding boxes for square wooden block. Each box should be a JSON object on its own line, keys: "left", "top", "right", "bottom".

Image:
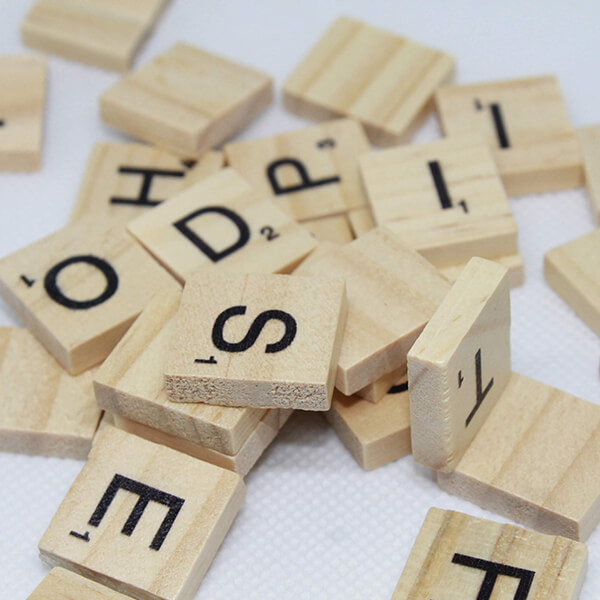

{"left": 439, "top": 373, "right": 600, "bottom": 541}
{"left": 326, "top": 374, "right": 410, "bottom": 470}
{"left": 299, "top": 228, "right": 450, "bottom": 395}
{"left": 0, "top": 327, "right": 101, "bottom": 459}
{"left": 439, "top": 253, "right": 525, "bottom": 290}
{"left": 165, "top": 272, "right": 347, "bottom": 410}
{"left": 283, "top": 16, "right": 454, "bottom": 146}
{"left": 577, "top": 125, "right": 600, "bottom": 224}
{"left": 435, "top": 76, "right": 582, "bottom": 195}
{"left": 39, "top": 426, "right": 245, "bottom": 600}
{"left": 224, "top": 119, "right": 370, "bottom": 221}
{"left": 0, "top": 214, "right": 178, "bottom": 374}
{"left": 391, "top": 508, "right": 587, "bottom": 600}
{"left": 408, "top": 257, "right": 511, "bottom": 473}
{"left": 22, "top": 0, "right": 170, "bottom": 72}
{"left": 0, "top": 55, "right": 46, "bottom": 171}
{"left": 545, "top": 229, "right": 600, "bottom": 337}
{"left": 71, "top": 142, "right": 223, "bottom": 225}
{"left": 101, "top": 43, "right": 273, "bottom": 157}
{"left": 95, "top": 288, "right": 269, "bottom": 456}
{"left": 128, "top": 168, "right": 317, "bottom": 283}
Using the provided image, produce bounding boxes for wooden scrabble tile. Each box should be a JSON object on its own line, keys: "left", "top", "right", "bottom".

{"left": 354, "top": 363, "right": 407, "bottom": 403}
{"left": 435, "top": 76, "right": 582, "bottom": 195}
{"left": 303, "top": 214, "right": 354, "bottom": 244}
{"left": 0, "top": 55, "right": 46, "bottom": 171}
{"left": 39, "top": 426, "right": 245, "bottom": 600}
{"left": 22, "top": 0, "right": 170, "bottom": 72}
{"left": 283, "top": 16, "right": 454, "bottom": 146}
{"left": 299, "top": 228, "right": 450, "bottom": 395}
{"left": 326, "top": 374, "right": 410, "bottom": 470}
{"left": 408, "top": 257, "right": 511, "bottom": 473}
{"left": 0, "top": 214, "right": 178, "bottom": 374}
{"left": 128, "top": 168, "right": 317, "bottom": 283}
{"left": 101, "top": 43, "right": 273, "bottom": 157}
{"left": 95, "top": 288, "right": 268, "bottom": 455}
{"left": 165, "top": 272, "right": 347, "bottom": 410}
{"left": 347, "top": 207, "right": 375, "bottom": 238}
{"left": 391, "top": 508, "right": 587, "bottom": 600}
{"left": 439, "top": 373, "right": 600, "bottom": 541}
{"left": 71, "top": 142, "right": 224, "bottom": 225}
{"left": 224, "top": 119, "right": 370, "bottom": 221}
{"left": 0, "top": 327, "right": 101, "bottom": 459}
{"left": 545, "top": 229, "right": 600, "bottom": 337}
{"left": 577, "top": 126, "right": 600, "bottom": 224}
{"left": 438, "top": 252, "right": 525, "bottom": 289}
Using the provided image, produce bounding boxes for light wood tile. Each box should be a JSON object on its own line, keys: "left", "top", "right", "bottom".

{"left": 283, "top": 16, "right": 454, "bottom": 146}
{"left": 355, "top": 363, "right": 407, "bottom": 403}
{"left": 439, "top": 252, "right": 525, "bottom": 289}
{"left": 303, "top": 214, "right": 354, "bottom": 244}
{"left": 347, "top": 206, "right": 375, "bottom": 238}
{"left": 39, "top": 426, "right": 245, "bottom": 600}
{"left": 578, "top": 126, "right": 600, "bottom": 223}
{"left": 101, "top": 43, "right": 273, "bottom": 156}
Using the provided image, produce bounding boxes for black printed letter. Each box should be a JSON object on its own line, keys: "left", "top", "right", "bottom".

{"left": 465, "top": 348, "right": 494, "bottom": 427}
{"left": 266, "top": 158, "right": 340, "bottom": 195}
{"left": 110, "top": 167, "right": 185, "bottom": 207}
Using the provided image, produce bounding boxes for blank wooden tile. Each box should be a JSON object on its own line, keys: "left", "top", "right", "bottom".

{"left": 128, "top": 168, "right": 317, "bottom": 283}
{"left": 303, "top": 214, "right": 354, "bottom": 244}
{"left": 0, "top": 214, "right": 178, "bottom": 374}
{"left": 224, "top": 119, "right": 370, "bottom": 221}
{"left": 355, "top": 363, "right": 407, "bottom": 403}
{"left": 577, "top": 126, "right": 600, "bottom": 224}
{"left": 545, "top": 229, "right": 600, "bottom": 337}
{"left": 165, "top": 272, "right": 347, "bottom": 410}
{"left": 0, "top": 55, "right": 46, "bottom": 171}
{"left": 95, "top": 288, "right": 268, "bottom": 456}
{"left": 101, "top": 43, "right": 273, "bottom": 157}
{"left": 408, "top": 257, "right": 511, "bottom": 473}
{"left": 39, "top": 426, "right": 245, "bottom": 600}
{"left": 71, "top": 142, "right": 224, "bottom": 225}
{"left": 22, "top": 0, "right": 170, "bottom": 72}
{"left": 28, "top": 567, "right": 132, "bottom": 600}
{"left": 439, "top": 373, "right": 600, "bottom": 541}
{"left": 435, "top": 76, "right": 582, "bottom": 195}
{"left": 391, "top": 508, "right": 587, "bottom": 600}
{"left": 299, "top": 228, "right": 450, "bottom": 395}
{"left": 283, "top": 16, "right": 454, "bottom": 146}
{"left": 326, "top": 374, "right": 410, "bottom": 470}
{"left": 0, "top": 327, "right": 101, "bottom": 459}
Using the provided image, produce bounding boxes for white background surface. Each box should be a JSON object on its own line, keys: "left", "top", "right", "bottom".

{"left": 1, "top": 1, "right": 600, "bottom": 598}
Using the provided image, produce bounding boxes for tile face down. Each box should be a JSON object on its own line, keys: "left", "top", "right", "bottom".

{"left": 128, "top": 168, "right": 317, "bottom": 283}
{"left": 545, "top": 229, "right": 600, "bottom": 337}
{"left": 39, "top": 426, "right": 245, "bottom": 600}
{"left": 391, "top": 508, "right": 587, "bottom": 600}
{"left": 100, "top": 43, "right": 273, "bottom": 157}
{"left": 0, "top": 327, "right": 101, "bottom": 459}
{"left": 0, "top": 54, "right": 46, "bottom": 171}
{"left": 578, "top": 125, "right": 600, "bottom": 223}
{"left": 0, "top": 214, "right": 178, "bottom": 374}
{"left": 224, "top": 119, "right": 370, "bottom": 222}
{"left": 435, "top": 76, "right": 582, "bottom": 195}
{"left": 408, "top": 258, "right": 511, "bottom": 473}
{"left": 299, "top": 228, "right": 450, "bottom": 395}
{"left": 283, "top": 16, "right": 454, "bottom": 146}
{"left": 71, "top": 142, "right": 223, "bottom": 224}
{"left": 439, "top": 373, "right": 600, "bottom": 542}
{"left": 21, "top": 0, "right": 170, "bottom": 72}
{"left": 165, "top": 272, "right": 347, "bottom": 411}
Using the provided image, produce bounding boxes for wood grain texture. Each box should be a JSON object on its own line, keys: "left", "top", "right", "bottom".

{"left": 435, "top": 76, "right": 582, "bottom": 195}
{"left": 100, "top": 43, "right": 273, "bottom": 156}
{"left": 21, "top": 0, "right": 170, "bottom": 71}
{"left": 283, "top": 16, "right": 454, "bottom": 146}
{"left": 71, "top": 142, "right": 223, "bottom": 224}
{"left": 391, "top": 508, "right": 587, "bottom": 600}
{"left": 128, "top": 168, "right": 317, "bottom": 283}
{"left": 39, "top": 426, "right": 245, "bottom": 600}
{"left": 439, "top": 373, "right": 600, "bottom": 541}
{"left": 95, "top": 288, "right": 268, "bottom": 456}
{"left": 224, "top": 118, "right": 370, "bottom": 221}
{"left": 578, "top": 126, "right": 600, "bottom": 223}
{"left": 545, "top": 229, "right": 600, "bottom": 337}
{"left": 0, "top": 54, "right": 46, "bottom": 171}
{"left": 439, "top": 252, "right": 524, "bottom": 289}
{"left": 0, "top": 214, "right": 178, "bottom": 374}
{"left": 408, "top": 257, "right": 511, "bottom": 473}
{"left": 165, "top": 272, "right": 347, "bottom": 410}
{"left": 0, "top": 327, "right": 101, "bottom": 459}
{"left": 326, "top": 373, "right": 410, "bottom": 470}
{"left": 303, "top": 214, "right": 355, "bottom": 244}
{"left": 298, "top": 228, "right": 450, "bottom": 395}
